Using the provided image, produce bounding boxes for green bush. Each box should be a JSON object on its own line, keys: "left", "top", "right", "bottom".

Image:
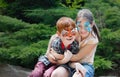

{"left": 19, "top": 40, "right": 49, "bottom": 68}
{"left": 104, "top": 7, "right": 120, "bottom": 30}
{"left": 0, "top": 15, "right": 30, "bottom": 32}
{"left": 95, "top": 28, "right": 120, "bottom": 75}
{"left": 84, "top": 0, "right": 120, "bottom": 30}
{"left": 24, "top": 8, "right": 78, "bottom": 25}
{"left": 13, "top": 24, "right": 55, "bottom": 42}
{"left": 0, "top": 38, "right": 23, "bottom": 48}
{"left": 0, "top": 46, "right": 25, "bottom": 64}
{"left": 0, "top": 39, "right": 49, "bottom": 68}
{"left": 94, "top": 56, "right": 113, "bottom": 70}
{"left": 0, "top": 15, "right": 55, "bottom": 68}
{"left": 0, "top": 48, "right": 10, "bottom": 62}
{"left": 4, "top": 0, "right": 60, "bottom": 18}
{"left": 97, "top": 28, "right": 120, "bottom": 59}
{"left": 94, "top": 55, "right": 113, "bottom": 76}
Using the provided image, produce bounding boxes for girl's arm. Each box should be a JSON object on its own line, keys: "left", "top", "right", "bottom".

{"left": 70, "top": 44, "right": 97, "bottom": 62}
{"left": 47, "top": 48, "right": 73, "bottom": 64}
{"left": 48, "top": 42, "right": 97, "bottom": 62}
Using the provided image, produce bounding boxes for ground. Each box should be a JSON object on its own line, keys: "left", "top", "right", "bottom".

{"left": 0, "top": 64, "right": 119, "bottom": 77}
{"left": 0, "top": 63, "right": 31, "bottom": 77}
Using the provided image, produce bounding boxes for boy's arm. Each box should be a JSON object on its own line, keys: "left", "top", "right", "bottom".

{"left": 46, "top": 35, "right": 56, "bottom": 54}
{"left": 45, "top": 34, "right": 67, "bottom": 64}
{"left": 56, "top": 50, "right": 73, "bottom": 64}
{"left": 49, "top": 48, "right": 64, "bottom": 60}
{"left": 45, "top": 34, "right": 58, "bottom": 64}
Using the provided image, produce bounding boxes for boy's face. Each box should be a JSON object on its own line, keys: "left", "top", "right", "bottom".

{"left": 59, "top": 27, "right": 76, "bottom": 46}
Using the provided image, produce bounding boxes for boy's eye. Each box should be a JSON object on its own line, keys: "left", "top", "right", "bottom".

{"left": 71, "top": 29, "right": 75, "bottom": 32}
{"left": 61, "top": 30, "right": 68, "bottom": 36}
{"left": 61, "top": 29, "right": 76, "bottom": 37}
{"left": 71, "top": 29, "right": 76, "bottom": 35}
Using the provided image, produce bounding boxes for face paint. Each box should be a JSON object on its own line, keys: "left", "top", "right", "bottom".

{"left": 76, "top": 21, "right": 80, "bottom": 31}
{"left": 61, "top": 28, "right": 76, "bottom": 37}
{"left": 84, "top": 21, "right": 92, "bottom": 32}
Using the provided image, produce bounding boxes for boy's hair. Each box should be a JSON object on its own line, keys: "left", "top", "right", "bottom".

{"left": 56, "top": 17, "right": 75, "bottom": 33}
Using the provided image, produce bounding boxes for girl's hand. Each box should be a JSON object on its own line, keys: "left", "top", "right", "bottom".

{"left": 74, "top": 63, "right": 86, "bottom": 77}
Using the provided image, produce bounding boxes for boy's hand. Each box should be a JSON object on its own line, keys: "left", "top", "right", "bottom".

{"left": 50, "top": 48, "right": 64, "bottom": 60}
{"left": 49, "top": 53, "right": 56, "bottom": 60}
{"left": 46, "top": 52, "right": 57, "bottom": 64}
{"left": 55, "top": 50, "right": 73, "bottom": 64}
{"left": 64, "top": 50, "right": 73, "bottom": 60}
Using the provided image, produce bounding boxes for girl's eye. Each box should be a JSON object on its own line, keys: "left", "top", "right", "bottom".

{"left": 84, "top": 21, "right": 91, "bottom": 32}
{"left": 76, "top": 21, "right": 80, "bottom": 26}
{"left": 84, "top": 21, "right": 90, "bottom": 27}
{"left": 76, "top": 21, "right": 81, "bottom": 31}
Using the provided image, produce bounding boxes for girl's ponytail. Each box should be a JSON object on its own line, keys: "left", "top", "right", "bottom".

{"left": 93, "top": 22, "right": 100, "bottom": 41}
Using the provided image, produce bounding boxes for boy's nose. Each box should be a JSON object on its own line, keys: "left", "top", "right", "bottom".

{"left": 68, "top": 31, "right": 72, "bottom": 37}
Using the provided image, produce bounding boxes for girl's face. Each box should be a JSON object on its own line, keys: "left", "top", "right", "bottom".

{"left": 59, "top": 27, "right": 76, "bottom": 46}
{"left": 76, "top": 18, "right": 92, "bottom": 39}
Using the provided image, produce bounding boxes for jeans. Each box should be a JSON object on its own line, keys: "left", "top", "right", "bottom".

{"left": 82, "top": 63, "right": 94, "bottom": 77}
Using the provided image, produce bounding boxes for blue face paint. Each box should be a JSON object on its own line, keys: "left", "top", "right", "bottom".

{"left": 76, "top": 21, "right": 80, "bottom": 31}
{"left": 84, "top": 21, "right": 91, "bottom": 32}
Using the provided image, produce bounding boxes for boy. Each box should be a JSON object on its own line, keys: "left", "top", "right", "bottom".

{"left": 29, "top": 17, "right": 79, "bottom": 77}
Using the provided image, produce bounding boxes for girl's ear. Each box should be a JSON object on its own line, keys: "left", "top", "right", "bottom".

{"left": 57, "top": 31, "right": 60, "bottom": 36}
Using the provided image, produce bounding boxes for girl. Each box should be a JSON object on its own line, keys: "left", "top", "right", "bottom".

{"left": 48, "top": 9, "right": 100, "bottom": 77}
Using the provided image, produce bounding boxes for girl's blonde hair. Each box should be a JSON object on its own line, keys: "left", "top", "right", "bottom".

{"left": 76, "top": 9, "right": 100, "bottom": 41}
{"left": 56, "top": 17, "right": 75, "bottom": 33}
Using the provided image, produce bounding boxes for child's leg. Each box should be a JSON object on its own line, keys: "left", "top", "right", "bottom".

{"left": 43, "top": 65, "right": 57, "bottom": 77}
{"left": 72, "top": 63, "right": 86, "bottom": 77}
{"left": 28, "top": 61, "right": 46, "bottom": 77}
{"left": 72, "top": 72, "right": 82, "bottom": 77}
{"left": 72, "top": 63, "right": 94, "bottom": 77}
